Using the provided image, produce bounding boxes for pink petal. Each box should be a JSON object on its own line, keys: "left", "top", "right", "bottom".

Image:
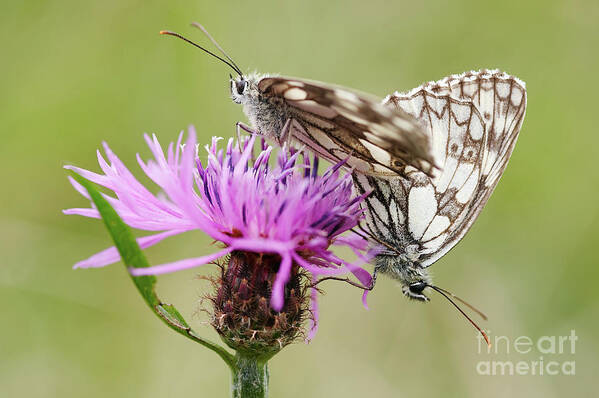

{"left": 232, "top": 238, "right": 294, "bottom": 253}
{"left": 362, "top": 290, "right": 371, "bottom": 310}
{"left": 73, "top": 229, "right": 190, "bottom": 269}
{"left": 291, "top": 253, "right": 348, "bottom": 276}
{"left": 129, "top": 246, "right": 234, "bottom": 276}
{"left": 63, "top": 208, "right": 99, "bottom": 218}
{"left": 64, "top": 165, "right": 112, "bottom": 189}
{"left": 270, "top": 253, "right": 292, "bottom": 311}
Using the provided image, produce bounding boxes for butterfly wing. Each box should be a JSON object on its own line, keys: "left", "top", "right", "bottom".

{"left": 389, "top": 69, "right": 527, "bottom": 188}
{"left": 354, "top": 94, "right": 487, "bottom": 262}
{"left": 257, "top": 77, "right": 437, "bottom": 177}
{"left": 357, "top": 70, "right": 526, "bottom": 267}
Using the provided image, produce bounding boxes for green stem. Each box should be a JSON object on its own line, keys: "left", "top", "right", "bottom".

{"left": 230, "top": 352, "right": 269, "bottom": 398}
{"left": 72, "top": 174, "right": 236, "bottom": 370}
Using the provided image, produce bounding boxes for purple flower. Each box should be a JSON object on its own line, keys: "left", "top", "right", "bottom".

{"left": 64, "top": 127, "right": 372, "bottom": 338}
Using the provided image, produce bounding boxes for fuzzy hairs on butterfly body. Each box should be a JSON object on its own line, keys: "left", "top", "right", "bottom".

{"left": 374, "top": 247, "right": 433, "bottom": 301}
{"left": 230, "top": 73, "right": 289, "bottom": 143}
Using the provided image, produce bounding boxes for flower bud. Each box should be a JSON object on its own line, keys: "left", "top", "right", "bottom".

{"left": 211, "top": 251, "right": 308, "bottom": 356}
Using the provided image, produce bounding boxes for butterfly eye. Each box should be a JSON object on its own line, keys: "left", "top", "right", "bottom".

{"left": 236, "top": 80, "right": 248, "bottom": 95}
{"left": 409, "top": 281, "right": 427, "bottom": 294}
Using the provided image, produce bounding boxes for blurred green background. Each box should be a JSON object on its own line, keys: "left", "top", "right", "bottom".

{"left": 2, "top": 1, "right": 598, "bottom": 397}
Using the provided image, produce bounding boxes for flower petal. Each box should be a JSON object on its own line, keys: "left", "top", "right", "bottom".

{"left": 270, "top": 253, "right": 292, "bottom": 311}
{"left": 73, "top": 229, "right": 189, "bottom": 269}
{"left": 129, "top": 246, "right": 234, "bottom": 276}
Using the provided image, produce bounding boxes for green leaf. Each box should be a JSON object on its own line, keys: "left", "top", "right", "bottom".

{"left": 71, "top": 173, "right": 235, "bottom": 369}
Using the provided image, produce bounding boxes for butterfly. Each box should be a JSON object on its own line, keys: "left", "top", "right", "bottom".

{"left": 159, "top": 23, "right": 437, "bottom": 179}
{"left": 352, "top": 69, "right": 526, "bottom": 341}
{"left": 160, "top": 24, "right": 526, "bottom": 342}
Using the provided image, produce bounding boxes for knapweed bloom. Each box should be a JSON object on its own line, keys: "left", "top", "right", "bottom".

{"left": 64, "top": 127, "right": 372, "bottom": 346}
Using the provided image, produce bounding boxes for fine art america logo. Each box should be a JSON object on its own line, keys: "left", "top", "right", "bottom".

{"left": 476, "top": 330, "right": 577, "bottom": 376}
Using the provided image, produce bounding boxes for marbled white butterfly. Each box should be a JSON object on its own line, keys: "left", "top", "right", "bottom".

{"left": 160, "top": 23, "right": 437, "bottom": 179}
{"left": 159, "top": 26, "right": 527, "bottom": 341}
{"left": 353, "top": 70, "right": 526, "bottom": 342}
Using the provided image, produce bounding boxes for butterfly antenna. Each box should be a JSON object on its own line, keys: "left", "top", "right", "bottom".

{"left": 310, "top": 276, "right": 373, "bottom": 290}
{"left": 427, "top": 284, "right": 491, "bottom": 347}
{"left": 431, "top": 285, "right": 488, "bottom": 320}
{"left": 191, "top": 22, "right": 243, "bottom": 77}
{"left": 159, "top": 30, "right": 243, "bottom": 76}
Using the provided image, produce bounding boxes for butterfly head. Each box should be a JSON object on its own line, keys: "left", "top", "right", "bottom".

{"left": 230, "top": 74, "right": 258, "bottom": 104}
{"left": 404, "top": 280, "right": 430, "bottom": 302}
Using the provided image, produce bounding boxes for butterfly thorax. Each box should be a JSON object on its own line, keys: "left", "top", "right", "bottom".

{"left": 374, "top": 245, "right": 432, "bottom": 301}
{"left": 231, "top": 74, "right": 289, "bottom": 144}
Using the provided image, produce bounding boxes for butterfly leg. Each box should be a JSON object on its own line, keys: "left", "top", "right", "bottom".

{"left": 279, "top": 118, "right": 293, "bottom": 149}
{"left": 235, "top": 119, "right": 291, "bottom": 141}
{"left": 371, "top": 267, "right": 378, "bottom": 289}
{"left": 235, "top": 122, "right": 260, "bottom": 150}
{"left": 236, "top": 121, "right": 258, "bottom": 137}
{"left": 310, "top": 274, "right": 375, "bottom": 291}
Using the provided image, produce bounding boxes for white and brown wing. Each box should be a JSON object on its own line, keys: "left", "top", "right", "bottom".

{"left": 358, "top": 70, "right": 526, "bottom": 267}
{"left": 390, "top": 69, "right": 527, "bottom": 187}
{"left": 355, "top": 93, "right": 487, "bottom": 262}
{"left": 257, "top": 77, "right": 437, "bottom": 178}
